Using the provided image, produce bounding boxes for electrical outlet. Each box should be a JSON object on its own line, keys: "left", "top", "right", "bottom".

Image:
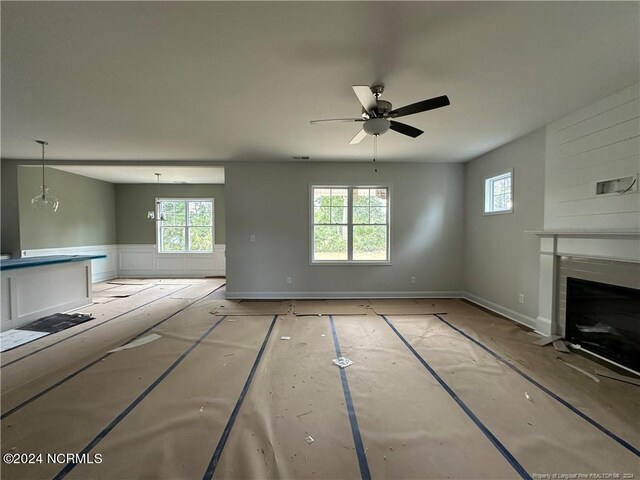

{"left": 286, "top": 276, "right": 293, "bottom": 285}
{"left": 410, "top": 276, "right": 416, "bottom": 285}
{"left": 519, "top": 293, "right": 525, "bottom": 304}
{"left": 250, "top": 235, "right": 256, "bottom": 243}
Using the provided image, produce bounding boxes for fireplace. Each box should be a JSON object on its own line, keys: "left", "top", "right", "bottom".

{"left": 565, "top": 277, "right": 640, "bottom": 372}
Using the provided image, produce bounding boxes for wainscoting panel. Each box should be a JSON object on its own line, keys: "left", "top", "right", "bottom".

{"left": 21, "top": 244, "right": 118, "bottom": 283}
{"left": 118, "top": 244, "right": 225, "bottom": 277}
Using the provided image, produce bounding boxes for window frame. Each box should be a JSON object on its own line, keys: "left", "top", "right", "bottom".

{"left": 309, "top": 185, "right": 391, "bottom": 265}
{"left": 483, "top": 170, "right": 513, "bottom": 215}
{"left": 156, "top": 197, "right": 215, "bottom": 254}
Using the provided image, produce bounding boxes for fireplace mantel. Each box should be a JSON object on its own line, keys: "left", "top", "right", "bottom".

{"left": 529, "top": 230, "right": 640, "bottom": 336}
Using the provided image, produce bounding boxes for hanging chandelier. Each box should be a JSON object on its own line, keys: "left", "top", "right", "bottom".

{"left": 31, "top": 140, "right": 60, "bottom": 212}
{"left": 147, "top": 173, "right": 165, "bottom": 221}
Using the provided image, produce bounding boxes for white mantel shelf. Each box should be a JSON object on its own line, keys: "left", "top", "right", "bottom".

{"left": 527, "top": 230, "right": 640, "bottom": 237}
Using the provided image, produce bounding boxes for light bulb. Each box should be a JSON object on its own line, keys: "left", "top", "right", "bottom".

{"left": 31, "top": 186, "right": 59, "bottom": 212}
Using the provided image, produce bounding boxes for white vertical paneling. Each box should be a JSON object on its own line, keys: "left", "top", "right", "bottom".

{"left": 544, "top": 83, "right": 640, "bottom": 231}
{"left": 118, "top": 244, "right": 225, "bottom": 277}
{"left": 22, "top": 244, "right": 118, "bottom": 283}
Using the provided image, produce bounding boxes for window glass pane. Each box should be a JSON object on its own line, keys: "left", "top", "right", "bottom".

{"left": 162, "top": 201, "right": 186, "bottom": 226}
{"left": 314, "top": 188, "right": 331, "bottom": 207}
{"left": 314, "top": 206, "right": 330, "bottom": 224}
{"left": 161, "top": 227, "right": 185, "bottom": 251}
{"left": 330, "top": 189, "right": 348, "bottom": 206}
{"left": 353, "top": 188, "right": 370, "bottom": 207}
{"left": 313, "top": 225, "right": 348, "bottom": 261}
{"left": 188, "top": 201, "right": 213, "bottom": 226}
{"left": 485, "top": 173, "right": 512, "bottom": 213}
{"left": 189, "top": 227, "right": 213, "bottom": 252}
{"left": 371, "top": 189, "right": 388, "bottom": 207}
{"left": 370, "top": 207, "right": 387, "bottom": 224}
{"left": 353, "top": 225, "right": 387, "bottom": 261}
{"left": 330, "top": 207, "right": 347, "bottom": 224}
{"left": 352, "top": 206, "right": 369, "bottom": 224}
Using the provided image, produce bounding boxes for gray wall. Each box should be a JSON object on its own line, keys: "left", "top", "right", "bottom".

{"left": 225, "top": 162, "right": 465, "bottom": 296}
{"left": 18, "top": 166, "right": 116, "bottom": 250}
{"left": 1, "top": 160, "right": 22, "bottom": 256}
{"left": 463, "top": 128, "right": 546, "bottom": 322}
{"left": 115, "top": 184, "right": 225, "bottom": 244}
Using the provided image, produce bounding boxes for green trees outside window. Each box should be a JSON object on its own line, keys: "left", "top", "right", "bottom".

{"left": 312, "top": 186, "right": 389, "bottom": 262}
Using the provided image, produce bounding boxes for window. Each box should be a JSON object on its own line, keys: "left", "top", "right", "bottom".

{"left": 157, "top": 199, "right": 214, "bottom": 253}
{"left": 484, "top": 171, "right": 513, "bottom": 214}
{"left": 311, "top": 186, "right": 389, "bottom": 263}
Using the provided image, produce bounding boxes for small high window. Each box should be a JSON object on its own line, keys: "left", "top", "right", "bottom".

{"left": 484, "top": 171, "right": 513, "bottom": 214}
{"left": 157, "top": 199, "right": 214, "bottom": 253}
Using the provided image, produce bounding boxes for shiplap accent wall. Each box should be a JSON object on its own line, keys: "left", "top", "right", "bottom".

{"left": 544, "top": 83, "right": 640, "bottom": 231}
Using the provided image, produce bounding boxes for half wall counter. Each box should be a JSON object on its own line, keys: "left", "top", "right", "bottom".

{"left": 1, "top": 255, "right": 106, "bottom": 331}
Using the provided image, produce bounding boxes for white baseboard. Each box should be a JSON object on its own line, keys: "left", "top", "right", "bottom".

{"left": 225, "top": 290, "right": 463, "bottom": 300}
{"left": 118, "top": 244, "right": 225, "bottom": 278}
{"left": 462, "top": 291, "right": 544, "bottom": 333}
{"left": 21, "top": 244, "right": 118, "bottom": 283}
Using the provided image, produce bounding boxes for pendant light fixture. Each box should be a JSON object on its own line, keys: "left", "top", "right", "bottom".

{"left": 31, "top": 140, "right": 60, "bottom": 212}
{"left": 147, "top": 173, "right": 165, "bottom": 221}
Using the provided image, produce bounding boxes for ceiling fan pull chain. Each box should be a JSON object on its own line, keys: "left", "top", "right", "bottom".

{"left": 373, "top": 135, "right": 378, "bottom": 173}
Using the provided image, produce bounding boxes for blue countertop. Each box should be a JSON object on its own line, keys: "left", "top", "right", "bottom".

{"left": 0, "top": 255, "right": 107, "bottom": 271}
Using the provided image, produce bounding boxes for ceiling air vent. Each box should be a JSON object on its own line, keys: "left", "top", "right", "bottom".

{"left": 292, "top": 156, "right": 310, "bottom": 160}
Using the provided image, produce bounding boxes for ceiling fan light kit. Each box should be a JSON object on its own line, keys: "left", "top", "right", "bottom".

{"left": 363, "top": 117, "right": 390, "bottom": 136}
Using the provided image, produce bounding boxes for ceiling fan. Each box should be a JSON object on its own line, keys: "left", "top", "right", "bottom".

{"left": 310, "top": 85, "right": 450, "bottom": 144}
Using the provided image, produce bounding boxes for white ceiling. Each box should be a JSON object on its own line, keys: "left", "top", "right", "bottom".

{"left": 2, "top": 1, "right": 638, "bottom": 163}
{"left": 48, "top": 165, "right": 225, "bottom": 184}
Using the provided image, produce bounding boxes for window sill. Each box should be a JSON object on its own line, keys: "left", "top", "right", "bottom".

{"left": 310, "top": 261, "right": 392, "bottom": 266}
{"left": 156, "top": 251, "right": 215, "bottom": 255}
{"left": 483, "top": 209, "right": 513, "bottom": 216}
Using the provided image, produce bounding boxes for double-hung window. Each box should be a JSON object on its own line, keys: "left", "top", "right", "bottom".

{"left": 311, "top": 186, "right": 390, "bottom": 263}
{"left": 484, "top": 171, "right": 513, "bottom": 214}
{"left": 157, "top": 199, "right": 214, "bottom": 253}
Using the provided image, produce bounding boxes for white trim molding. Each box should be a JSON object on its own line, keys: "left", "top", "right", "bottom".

{"left": 21, "top": 244, "right": 117, "bottom": 283}
{"left": 225, "top": 290, "right": 462, "bottom": 300}
{"left": 118, "top": 244, "right": 225, "bottom": 277}
{"left": 462, "top": 291, "right": 544, "bottom": 334}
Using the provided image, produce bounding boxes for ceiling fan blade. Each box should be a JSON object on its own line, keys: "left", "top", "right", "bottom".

{"left": 388, "top": 95, "right": 450, "bottom": 118}
{"left": 310, "top": 118, "right": 364, "bottom": 124}
{"left": 349, "top": 128, "right": 368, "bottom": 145}
{"left": 352, "top": 85, "right": 378, "bottom": 116}
{"left": 389, "top": 120, "right": 424, "bottom": 138}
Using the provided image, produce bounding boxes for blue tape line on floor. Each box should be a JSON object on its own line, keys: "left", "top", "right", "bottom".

{"left": 202, "top": 314, "right": 278, "bottom": 480}
{"left": 53, "top": 315, "right": 228, "bottom": 480}
{"left": 1, "top": 286, "right": 224, "bottom": 420}
{"left": 433, "top": 313, "right": 640, "bottom": 458}
{"left": 381, "top": 315, "right": 531, "bottom": 480}
{"left": 329, "top": 315, "right": 372, "bottom": 480}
